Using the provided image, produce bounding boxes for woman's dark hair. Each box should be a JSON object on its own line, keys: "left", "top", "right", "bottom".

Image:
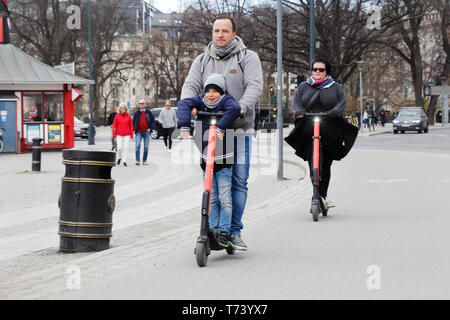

{"left": 311, "top": 57, "right": 331, "bottom": 75}
{"left": 213, "top": 15, "right": 237, "bottom": 33}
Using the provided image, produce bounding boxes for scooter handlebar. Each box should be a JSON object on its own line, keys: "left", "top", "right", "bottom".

{"left": 196, "top": 111, "right": 244, "bottom": 119}
{"left": 197, "top": 111, "right": 225, "bottom": 117}
{"left": 304, "top": 112, "right": 328, "bottom": 116}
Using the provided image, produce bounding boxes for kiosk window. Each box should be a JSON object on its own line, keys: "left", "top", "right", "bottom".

{"left": 45, "top": 92, "right": 64, "bottom": 122}
{"left": 24, "top": 93, "right": 43, "bottom": 123}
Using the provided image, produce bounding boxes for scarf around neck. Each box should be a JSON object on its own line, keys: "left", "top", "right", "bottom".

{"left": 307, "top": 75, "right": 335, "bottom": 89}
{"left": 212, "top": 38, "right": 239, "bottom": 59}
{"left": 202, "top": 94, "right": 225, "bottom": 109}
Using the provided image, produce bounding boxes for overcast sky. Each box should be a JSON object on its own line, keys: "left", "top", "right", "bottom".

{"left": 154, "top": 0, "right": 180, "bottom": 13}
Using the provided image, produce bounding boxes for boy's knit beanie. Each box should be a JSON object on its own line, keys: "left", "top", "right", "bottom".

{"left": 204, "top": 73, "right": 226, "bottom": 95}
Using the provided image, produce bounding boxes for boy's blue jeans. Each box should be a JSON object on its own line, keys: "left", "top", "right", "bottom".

{"left": 135, "top": 131, "right": 150, "bottom": 162}
{"left": 203, "top": 167, "right": 233, "bottom": 235}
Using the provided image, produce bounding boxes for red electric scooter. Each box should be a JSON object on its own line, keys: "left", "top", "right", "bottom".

{"left": 194, "top": 110, "right": 235, "bottom": 267}
{"left": 305, "top": 112, "right": 329, "bottom": 222}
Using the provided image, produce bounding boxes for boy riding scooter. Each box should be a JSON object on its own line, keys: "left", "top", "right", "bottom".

{"left": 178, "top": 73, "right": 241, "bottom": 255}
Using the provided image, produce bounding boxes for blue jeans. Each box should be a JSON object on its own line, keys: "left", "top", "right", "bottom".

{"left": 203, "top": 167, "right": 233, "bottom": 234}
{"left": 135, "top": 131, "right": 150, "bottom": 162}
{"left": 231, "top": 134, "right": 252, "bottom": 235}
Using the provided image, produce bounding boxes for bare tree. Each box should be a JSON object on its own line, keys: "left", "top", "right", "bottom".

{"left": 9, "top": 0, "right": 73, "bottom": 66}
{"left": 382, "top": 0, "right": 434, "bottom": 112}
{"left": 145, "top": 13, "right": 203, "bottom": 102}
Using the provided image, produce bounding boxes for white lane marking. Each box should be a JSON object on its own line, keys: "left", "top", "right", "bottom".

{"left": 365, "top": 179, "right": 409, "bottom": 184}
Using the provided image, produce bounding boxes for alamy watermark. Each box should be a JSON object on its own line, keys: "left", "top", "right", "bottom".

{"left": 66, "top": 265, "right": 81, "bottom": 290}
{"left": 170, "top": 127, "right": 279, "bottom": 176}
{"left": 366, "top": 265, "right": 381, "bottom": 290}
{"left": 66, "top": 5, "right": 81, "bottom": 30}
{"left": 366, "top": 5, "right": 381, "bottom": 30}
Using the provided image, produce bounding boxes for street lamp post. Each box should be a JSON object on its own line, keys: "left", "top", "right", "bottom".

{"left": 356, "top": 61, "right": 364, "bottom": 132}
{"left": 310, "top": 0, "right": 315, "bottom": 69}
{"left": 441, "top": 77, "right": 448, "bottom": 125}
{"left": 402, "top": 75, "right": 409, "bottom": 109}
{"left": 87, "top": 0, "right": 95, "bottom": 145}
{"left": 277, "top": 0, "right": 283, "bottom": 180}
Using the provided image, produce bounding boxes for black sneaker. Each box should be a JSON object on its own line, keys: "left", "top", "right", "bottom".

{"left": 230, "top": 234, "right": 247, "bottom": 251}
{"left": 123, "top": 162, "right": 127, "bottom": 167}
{"left": 117, "top": 158, "right": 121, "bottom": 165}
{"left": 217, "top": 232, "right": 231, "bottom": 248}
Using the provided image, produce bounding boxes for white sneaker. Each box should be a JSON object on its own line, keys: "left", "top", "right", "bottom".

{"left": 325, "top": 197, "right": 335, "bottom": 208}
{"left": 320, "top": 197, "right": 335, "bottom": 209}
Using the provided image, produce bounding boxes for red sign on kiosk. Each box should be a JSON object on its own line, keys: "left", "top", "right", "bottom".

{"left": 71, "top": 88, "right": 83, "bottom": 102}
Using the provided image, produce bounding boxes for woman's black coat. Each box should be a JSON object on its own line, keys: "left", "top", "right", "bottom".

{"left": 285, "top": 116, "right": 358, "bottom": 162}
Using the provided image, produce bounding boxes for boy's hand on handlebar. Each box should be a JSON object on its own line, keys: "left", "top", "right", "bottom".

{"left": 191, "top": 108, "right": 197, "bottom": 118}
{"left": 181, "top": 131, "right": 190, "bottom": 139}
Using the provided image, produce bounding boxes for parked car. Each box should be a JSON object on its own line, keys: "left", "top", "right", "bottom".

{"left": 149, "top": 107, "right": 194, "bottom": 139}
{"left": 74, "top": 116, "right": 95, "bottom": 139}
{"left": 392, "top": 107, "right": 428, "bottom": 134}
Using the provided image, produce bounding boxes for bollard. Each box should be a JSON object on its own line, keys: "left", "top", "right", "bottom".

{"left": 32, "top": 138, "right": 43, "bottom": 171}
{"left": 58, "top": 148, "right": 116, "bottom": 252}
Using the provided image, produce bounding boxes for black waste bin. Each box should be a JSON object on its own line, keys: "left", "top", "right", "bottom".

{"left": 59, "top": 148, "right": 116, "bottom": 252}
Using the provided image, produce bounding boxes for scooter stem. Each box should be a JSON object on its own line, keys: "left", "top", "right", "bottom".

{"left": 204, "top": 125, "right": 217, "bottom": 194}
{"left": 313, "top": 121, "right": 320, "bottom": 177}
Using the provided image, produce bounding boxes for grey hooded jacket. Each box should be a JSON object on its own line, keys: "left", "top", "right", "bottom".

{"left": 181, "top": 36, "right": 263, "bottom": 132}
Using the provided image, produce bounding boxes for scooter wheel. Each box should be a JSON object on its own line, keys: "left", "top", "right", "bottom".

{"left": 226, "top": 245, "right": 235, "bottom": 255}
{"left": 195, "top": 242, "right": 208, "bottom": 267}
{"left": 311, "top": 203, "right": 320, "bottom": 222}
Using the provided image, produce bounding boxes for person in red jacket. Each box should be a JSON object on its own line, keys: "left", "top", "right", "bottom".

{"left": 112, "top": 103, "right": 134, "bottom": 167}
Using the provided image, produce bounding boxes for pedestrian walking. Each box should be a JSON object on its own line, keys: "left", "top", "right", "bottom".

{"left": 112, "top": 103, "right": 133, "bottom": 167}
{"left": 159, "top": 100, "right": 178, "bottom": 152}
{"left": 363, "top": 110, "right": 370, "bottom": 131}
{"left": 108, "top": 105, "right": 118, "bottom": 151}
{"left": 379, "top": 107, "right": 386, "bottom": 127}
{"left": 370, "top": 108, "right": 376, "bottom": 131}
{"left": 132, "top": 98, "right": 155, "bottom": 165}
{"left": 178, "top": 73, "right": 241, "bottom": 247}
{"left": 181, "top": 15, "right": 263, "bottom": 251}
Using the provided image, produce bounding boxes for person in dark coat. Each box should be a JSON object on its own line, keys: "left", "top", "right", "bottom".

{"left": 108, "top": 105, "right": 118, "bottom": 151}
{"left": 285, "top": 57, "right": 358, "bottom": 209}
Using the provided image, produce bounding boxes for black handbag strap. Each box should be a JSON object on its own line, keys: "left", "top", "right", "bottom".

{"left": 304, "top": 89, "right": 321, "bottom": 112}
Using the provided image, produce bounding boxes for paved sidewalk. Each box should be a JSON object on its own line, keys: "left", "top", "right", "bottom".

{"left": 0, "top": 126, "right": 306, "bottom": 263}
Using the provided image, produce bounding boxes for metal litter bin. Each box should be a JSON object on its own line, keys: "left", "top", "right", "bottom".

{"left": 59, "top": 148, "right": 116, "bottom": 252}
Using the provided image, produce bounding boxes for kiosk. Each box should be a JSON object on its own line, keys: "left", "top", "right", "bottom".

{"left": 0, "top": 17, "right": 93, "bottom": 153}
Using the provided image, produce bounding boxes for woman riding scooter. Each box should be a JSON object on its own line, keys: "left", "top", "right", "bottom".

{"left": 285, "top": 58, "right": 358, "bottom": 211}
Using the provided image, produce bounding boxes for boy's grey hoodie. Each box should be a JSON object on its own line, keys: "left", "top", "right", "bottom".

{"left": 181, "top": 36, "right": 263, "bottom": 132}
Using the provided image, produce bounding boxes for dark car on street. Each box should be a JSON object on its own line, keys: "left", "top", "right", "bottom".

{"left": 149, "top": 107, "right": 194, "bottom": 139}
{"left": 74, "top": 116, "right": 96, "bottom": 139}
{"left": 392, "top": 107, "right": 429, "bottom": 134}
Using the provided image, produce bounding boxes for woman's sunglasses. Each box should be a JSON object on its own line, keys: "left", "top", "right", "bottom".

{"left": 312, "top": 68, "right": 326, "bottom": 73}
